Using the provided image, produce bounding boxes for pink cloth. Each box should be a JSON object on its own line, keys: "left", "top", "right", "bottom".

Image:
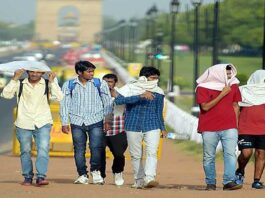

{"left": 196, "top": 64, "right": 240, "bottom": 91}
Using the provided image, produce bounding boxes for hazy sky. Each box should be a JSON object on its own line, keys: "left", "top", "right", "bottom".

{"left": 0, "top": 0, "right": 212, "bottom": 24}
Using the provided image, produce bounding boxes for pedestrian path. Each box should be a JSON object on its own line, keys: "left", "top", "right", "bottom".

{"left": 0, "top": 139, "right": 264, "bottom": 198}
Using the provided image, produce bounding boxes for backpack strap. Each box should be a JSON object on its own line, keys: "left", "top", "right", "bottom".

{"left": 18, "top": 79, "right": 24, "bottom": 103}
{"left": 68, "top": 79, "right": 76, "bottom": 98}
{"left": 93, "top": 78, "right": 101, "bottom": 97}
{"left": 44, "top": 79, "right": 49, "bottom": 103}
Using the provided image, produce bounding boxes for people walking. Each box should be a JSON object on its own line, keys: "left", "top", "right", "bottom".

{"left": 103, "top": 73, "right": 127, "bottom": 186}
{"left": 60, "top": 60, "right": 112, "bottom": 185}
{"left": 235, "top": 70, "right": 265, "bottom": 189}
{"left": 1, "top": 68, "right": 63, "bottom": 186}
{"left": 196, "top": 64, "right": 242, "bottom": 190}
{"left": 113, "top": 66, "right": 166, "bottom": 189}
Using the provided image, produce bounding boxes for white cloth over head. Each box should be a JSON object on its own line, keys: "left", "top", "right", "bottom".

{"left": 117, "top": 76, "right": 164, "bottom": 97}
{"left": 196, "top": 63, "right": 240, "bottom": 91}
{"left": 239, "top": 70, "right": 265, "bottom": 107}
{"left": 0, "top": 61, "right": 51, "bottom": 76}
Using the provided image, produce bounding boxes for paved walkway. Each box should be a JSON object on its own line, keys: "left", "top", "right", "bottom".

{"left": 0, "top": 139, "right": 264, "bottom": 198}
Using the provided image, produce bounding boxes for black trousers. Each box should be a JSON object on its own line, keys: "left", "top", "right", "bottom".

{"left": 105, "top": 132, "right": 128, "bottom": 174}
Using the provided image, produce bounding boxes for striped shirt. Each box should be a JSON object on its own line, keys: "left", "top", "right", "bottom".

{"left": 60, "top": 77, "right": 113, "bottom": 126}
{"left": 114, "top": 93, "right": 165, "bottom": 132}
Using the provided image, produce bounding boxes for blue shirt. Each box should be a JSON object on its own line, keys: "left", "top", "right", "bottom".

{"left": 114, "top": 93, "right": 165, "bottom": 132}
{"left": 60, "top": 78, "right": 113, "bottom": 126}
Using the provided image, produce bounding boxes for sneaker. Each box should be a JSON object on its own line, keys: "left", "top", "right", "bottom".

{"left": 114, "top": 172, "right": 124, "bottom": 186}
{"left": 223, "top": 181, "right": 242, "bottom": 190}
{"left": 21, "top": 178, "right": 32, "bottom": 186}
{"left": 235, "top": 172, "right": 244, "bottom": 185}
{"left": 252, "top": 181, "right": 265, "bottom": 189}
{"left": 36, "top": 178, "right": 49, "bottom": 186}
{"left": 144, "top": 180, "right": 159, "bottom": 188}
{"left": 91, "top": 170, "right": 104, "bottom": 184}
{"left": 205, "top": 184, "right": 216, "bottom": 191}
{"left": 131, "top": 179, "right": 144, "bottom": 189}
{"left": 74, "top": 175, "right": 89, "bottom": 184}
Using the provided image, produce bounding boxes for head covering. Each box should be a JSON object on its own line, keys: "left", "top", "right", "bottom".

{"left": 0, "top": 61, "right": 50, "bottom": 76}
{"left": 117, "top": 76, "right": 164, "bottom": 97}
{"left": 196, "top": 63, "right": 239, "bottom": 91}
{"left": 239, "top": 70, "right": 265, "bottom": 107}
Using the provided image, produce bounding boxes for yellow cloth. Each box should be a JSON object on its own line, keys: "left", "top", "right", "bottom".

{"left": 1, "top": 78, "right": 63, "bottom": 130}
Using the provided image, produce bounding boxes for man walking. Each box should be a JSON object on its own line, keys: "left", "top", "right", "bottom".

{"left": 113, "top": 66, "right": 166, "bottom": 189}
{"left": 196, "top": 64, "right": 242, "bottom": 190}
{"left": 103, "top": 73, "right": 127, "bottom": 186}
{"left": 235, "top": 70, "right": 265, "bottom": 189}
{"left": 60, "top": 60, "right": 112, "bottom": 185}
{"left": 1, "top": 68, "right": 63, "bottom": 186}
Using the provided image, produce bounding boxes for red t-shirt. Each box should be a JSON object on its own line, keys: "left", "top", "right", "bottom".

{"left": 238, "top": 104, "right": 265, "bottom": 135}
{"left": 196, "top": 84, "right": 242, "bottom": 132}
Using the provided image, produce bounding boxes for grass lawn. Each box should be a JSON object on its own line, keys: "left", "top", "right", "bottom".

{"left": 136, "top": 52, "right": 262, "bottom": 90}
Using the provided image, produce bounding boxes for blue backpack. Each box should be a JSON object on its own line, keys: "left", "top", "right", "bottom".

{"left": 68, "top": 78, "right": 101, "bottom": 97}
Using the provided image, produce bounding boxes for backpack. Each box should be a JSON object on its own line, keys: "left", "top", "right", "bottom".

{"left": 18, "top": 79, "right": 49, "bottom": 103}
{"left": 68, "top": 78, "right": 101, "bottom": 97}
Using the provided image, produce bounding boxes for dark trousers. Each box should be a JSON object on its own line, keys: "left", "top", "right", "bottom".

{"left": 105, "top": 132, "right": 128, "bottom": 174}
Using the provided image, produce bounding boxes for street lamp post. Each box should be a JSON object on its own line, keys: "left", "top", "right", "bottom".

{"left": 150, "top": 5, "right": 158, "bottom": 67}
{"left": 191, "top": 0, "right": 202, "bottom": 108}
{"left": 169, "top": 0, "right": 180, "bottom": 103}
{"left": 129, "top": 18, "right": 137, "bottom": 62}
{"left": 212, "top": 0, "right": 219, "bottom": 65}
{"left": 145, "top": 9, "right": 152, "bottom": 66}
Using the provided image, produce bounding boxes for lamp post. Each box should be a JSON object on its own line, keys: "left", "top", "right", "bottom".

{"left": 169, "top": 0, "right": 180, "bottom": 103}
{"left": 150, "top": 4, "right": 158, "bottom": 67}
{"left": 129, "top": 18, "right": 137, "bottom": 62}
{"left": 212, "top": 0, "right": 219, "bottom": 65}
{"left": 145, "top": 9, "right": 152, "bottom": 66}
{"left": 191, "top": 0, "right": 202, "bottom": 108}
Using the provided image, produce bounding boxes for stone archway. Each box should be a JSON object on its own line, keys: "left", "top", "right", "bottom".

{"left": 35, "top": 0, "right": 102, "bottom": 43}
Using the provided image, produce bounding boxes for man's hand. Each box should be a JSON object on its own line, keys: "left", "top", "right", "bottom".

{"left": 13, "top": 69, "right": 25, "bottom": 81}
{"left": 161, "top": 130, "right": 167, "bottom": 138}
{"left": 220, "top": 86, "right": 231, "bottom": 97}
{"left": 110, "top": 88, "right": 118, "bottom": 98}
{"left": 62, "top": 125, "right": 70, "bottom": 134}
{"left": 140, "top": 91, "right": 154, "bottom": 100}
{"left": 48, "top": 72, "right": 56, "bottom": 83}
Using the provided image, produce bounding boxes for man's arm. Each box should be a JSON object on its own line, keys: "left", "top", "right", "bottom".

{"left": 1, "top": 69, "right": 24, "bottom": 99}
{"left": 114, "top": 91, "right": 154, "bottom": 105}
{"left": 233, "top": 102, "right": 240, "bottom": 127}
{"left": 100, "top": 80, "right": 113, "bottom": 116}
{"left": 60, "top": 81, "right": 71, "bottom": 133}
{"left": 200, "top": 86, "right": 231, "bottom": 111}
{"left": 48, "top": 72, "right": 64, "bottom": 101}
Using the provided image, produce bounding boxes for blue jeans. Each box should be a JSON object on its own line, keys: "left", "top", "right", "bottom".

{"left": 16, "top": 124, "right": 51, "bottom": 179}
{"left": 71, "top": 121, "right": 106, "bottom": 177}
{"left": 201, "top": 129, "right": 238, "bottom": 185}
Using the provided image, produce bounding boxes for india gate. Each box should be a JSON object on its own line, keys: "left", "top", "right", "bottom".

{"left": 35, "top": 0, "right": 102, "bottom": 43}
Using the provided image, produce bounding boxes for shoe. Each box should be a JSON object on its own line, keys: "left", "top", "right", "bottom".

{"left": 223, "top": 181, "right": 242, "bottom": 190}
{"left": 21, "top": 178, "right": 32, "bottom": 186}
{"left": 144, "top": 180, "right": 159, "bottom": 188}
{"left": 205, "top": 184, "right": 216, "bottom": 191}
{"left": 114, "top": 172, "right": 124, "bottom": 186}
{"left": 36, "top": 178, "right": 49, "bottom": 186}
{"left": 74, "top": 175, "right": 89, "bottom": 184}
{"left": 91, "top": 170, "right": 104, "bottom": 184}
{"left": 235, "top": 172, "right": 244, "bottom": 185}
{"left": 252, "top": 181, "right": 265, "bottom": 189}
{"left": 131, "top": 179, "right": 144, "bottom": 189}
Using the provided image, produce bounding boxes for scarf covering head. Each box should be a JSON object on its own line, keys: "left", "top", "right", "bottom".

{"left": 117, "top": 76, "right": 164, "bottom": 97}
{"left": 239, "top": 70, "right": 265, "bottom": 107}
{"left": 0, "top": 61, "right": 51, "bottom": 76}
{"left": 196, "top": 63, "right": 240, "bottom": 91}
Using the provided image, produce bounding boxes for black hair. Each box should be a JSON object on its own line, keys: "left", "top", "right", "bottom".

{"left": 139, "top": 66, "right": 160, "bottom": 78}
{"left": 103, "top": 73, "right": 118, "bottom": 83}
{"left": 226, "top": 64, "right": 232, "bottom": 70}
{"left": 75, "top": 60, "right": 96, "bottom": 74}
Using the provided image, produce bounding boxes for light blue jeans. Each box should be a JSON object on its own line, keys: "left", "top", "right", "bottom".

{"left": 126, "top": 129, "right": 160, "bottom": 183}
{"left": 201, "top": 129, "right": 238, "bottom": 185}
{"left": 16, "top": 124, "right": 51, "bottom": 179}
